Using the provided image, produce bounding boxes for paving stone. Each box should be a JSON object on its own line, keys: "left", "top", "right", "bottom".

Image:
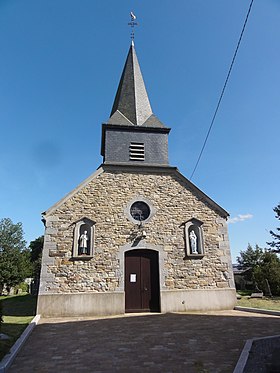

{"left": 8, "top": 310, "right": 280, "bottom": 373}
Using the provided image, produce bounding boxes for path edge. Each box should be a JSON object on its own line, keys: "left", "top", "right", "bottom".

{"left": 234, "top": 306, "right": 280, "bottom": 317}
{"left": 0, "top": 314, "right": 40, "bottom": 373}
{"left": 233, "top": 334, "right": 280, "bottom": 373}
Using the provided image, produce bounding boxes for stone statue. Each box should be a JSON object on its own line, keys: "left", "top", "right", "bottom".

{"left": 79, "top": 230, "right": 89, "bottom": 254}
{"left": 189, "top": 230, "right": 198, "bottom": 254}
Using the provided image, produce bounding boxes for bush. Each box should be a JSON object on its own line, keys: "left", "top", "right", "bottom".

{"left": 14, "top": 282, "right": 29, "bottom": 294}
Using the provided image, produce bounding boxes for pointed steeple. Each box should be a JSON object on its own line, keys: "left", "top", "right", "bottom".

{"left": 109, "top": 41, "right": 153, "bottom": 126}
{"left": 101, "top": 41, "right": 170, "bottom": 165}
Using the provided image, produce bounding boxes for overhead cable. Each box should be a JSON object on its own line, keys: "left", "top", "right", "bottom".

{"left": 189, "top": 0, "right": 255, "bottom": 180}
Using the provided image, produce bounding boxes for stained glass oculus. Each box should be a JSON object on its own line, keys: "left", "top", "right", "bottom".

{"left": 130, "top": 201, "right": 150, "bottom": 221}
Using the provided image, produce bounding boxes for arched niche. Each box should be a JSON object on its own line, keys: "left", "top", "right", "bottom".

{"left": 184, "top": 218, "right": 204, "bottom": 259}
{"left": 72, "top": 217, "right": 95, "bottom": 259}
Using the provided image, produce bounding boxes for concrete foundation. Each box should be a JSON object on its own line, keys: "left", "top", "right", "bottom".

{"left": 37, "top": 292, "right": 124, "bottom": 317}
{"left": 160, "top": 288, "right": 237, "bottom": 313}
{"left": 37, "top": 288, "right": 236, "bottom": 317}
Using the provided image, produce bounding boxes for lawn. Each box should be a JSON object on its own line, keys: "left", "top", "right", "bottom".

{"left": 237, "top": 295, "right": 280, "bottom": 311}
{"left": 0, "top": 294, "right": 37, "bottom": 361}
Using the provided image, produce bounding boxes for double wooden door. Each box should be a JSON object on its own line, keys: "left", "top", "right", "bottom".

{"left": 125, "top": 249, "right": 160, "bottom": 313}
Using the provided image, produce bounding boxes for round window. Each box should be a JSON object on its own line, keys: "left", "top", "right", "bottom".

{"left": 130, "top": 201, "right": 150, "bottom": 222}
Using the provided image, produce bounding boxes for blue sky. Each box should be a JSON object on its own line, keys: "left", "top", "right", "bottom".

{"left": 0, "top": 0, "right": 279, "bottom": 262}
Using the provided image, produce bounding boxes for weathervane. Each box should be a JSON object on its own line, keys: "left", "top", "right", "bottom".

{"left": 128, "top": 11, "right": 138, "bottom": 41}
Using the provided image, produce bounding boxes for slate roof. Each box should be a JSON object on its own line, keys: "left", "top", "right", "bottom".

{"left": 108, "top": 41, "right": 167, "bottom": 129}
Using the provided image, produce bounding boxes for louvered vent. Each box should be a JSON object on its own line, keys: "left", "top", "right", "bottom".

{"left": 129, "top": 142, "right": 145, "bottom": 161}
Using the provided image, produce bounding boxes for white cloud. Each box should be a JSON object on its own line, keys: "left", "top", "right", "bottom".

{"left": 227, "top": 214, "right": 253, "bottom": 224}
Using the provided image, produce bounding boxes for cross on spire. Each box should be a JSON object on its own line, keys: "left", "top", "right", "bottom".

{"left": 128, "top": 11, "right": 138, "bottom": 41}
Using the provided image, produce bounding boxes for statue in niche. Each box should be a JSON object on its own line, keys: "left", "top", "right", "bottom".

{"left": 189, "top": 230, "right": 198, "bottom": 254}
{"left": 79, "top": 230, "right": 89, "bottom": 255}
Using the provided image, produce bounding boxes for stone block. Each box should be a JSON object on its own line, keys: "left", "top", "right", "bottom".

{"left": 216, "top": 282, "right": 228, "bottom": 288}
{"left": 45, "top": 227, "right": 58, "bottom": 234}
{"left": 250, "top": 292, "right": 263, "bottom": 298}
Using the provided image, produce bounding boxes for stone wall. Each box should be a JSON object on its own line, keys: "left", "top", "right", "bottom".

{"left": 39, "top": 167, "right": 234, "bottom": 296}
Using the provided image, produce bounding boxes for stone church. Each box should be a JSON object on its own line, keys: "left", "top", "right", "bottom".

{"left": 37, "top": 41, "right": 236, "bottom": 317}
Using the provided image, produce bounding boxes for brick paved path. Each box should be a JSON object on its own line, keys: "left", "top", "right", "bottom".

{"left": 9, "top": 311, "right": 280, "bottom": 373}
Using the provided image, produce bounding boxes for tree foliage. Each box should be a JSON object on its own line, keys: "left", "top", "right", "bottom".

{"left": 267, "top": 203, "right": 280, "bottom": 252}
{"left": 253, "top": 252, "right": 280, "bottom": 296}
{"left": 237, "top": 244, "right": 263, "bottom": 269}
{"left": 0, "top": 218, "right": 29, "bottom": 292}
{"left": 0, "top": 218, "right": 26, "bottom": 252}
{"left": 237, "top": 244, "right": 280, "bottom": 296}
{"left": 29, "top": 235, "right": 44, "bottom": 279}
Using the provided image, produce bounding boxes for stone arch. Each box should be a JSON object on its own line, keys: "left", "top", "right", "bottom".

{"left": 116, "top": 241, "right": 167, "bottom": 292}
{"left": 124, "top": 248, "right": 160, "bottom": 312}
{"left": 184, "top": 218, "right": 204, "bottom": 258}
{"left": 72, "top": 217, "right": 95, "bottom": 258}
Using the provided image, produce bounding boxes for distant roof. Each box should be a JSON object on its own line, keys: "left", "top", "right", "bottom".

{"left": 232, "top": 264, "right": 252, "bottom": 275}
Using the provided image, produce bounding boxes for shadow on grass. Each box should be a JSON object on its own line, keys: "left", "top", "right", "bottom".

{"left": 0, "top": 294, "right": 37, "bottom": 360}
{"left": 1, "top": 294, "right": 37, "bottom": 317}
{"left": 0, "top": 322, "right": 32, "bottom": 361}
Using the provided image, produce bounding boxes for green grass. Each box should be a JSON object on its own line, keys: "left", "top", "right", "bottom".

{"left": 0, "top": 294, "right": 37, "bottom": 361}
{"left": 237, "top": 290, "right": 252, "bottom": 297}
{"left": 237, "top": 295, "right": 280, "bottom": 311}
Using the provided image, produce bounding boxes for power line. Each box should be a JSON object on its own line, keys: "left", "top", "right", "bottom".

{"left": 189, "top": 0, "right": 255, "bottom": 180}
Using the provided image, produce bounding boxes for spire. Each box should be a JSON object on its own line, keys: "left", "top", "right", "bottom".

{"left": 110, "top": 42, "right": 153, "bottom": 126}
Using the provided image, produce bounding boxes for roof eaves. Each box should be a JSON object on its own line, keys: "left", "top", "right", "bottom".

{"left": 42, "top": 167, "right": 104, "bottom": 217}
{"left": 173, "top": 169, "right": 230, "bottom": 218}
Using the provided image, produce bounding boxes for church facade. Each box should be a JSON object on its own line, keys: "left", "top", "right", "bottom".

{"left": 37, "top": 41, "right": 236, "bottom": 317}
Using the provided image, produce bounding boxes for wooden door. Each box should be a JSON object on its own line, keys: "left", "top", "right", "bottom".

{"left": 125, "top": 249, "right": 160, "bottom": 312}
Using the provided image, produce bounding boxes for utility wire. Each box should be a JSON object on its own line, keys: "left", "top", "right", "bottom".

{"left": 189, "top": 0, "right": 255, "bottom": 180}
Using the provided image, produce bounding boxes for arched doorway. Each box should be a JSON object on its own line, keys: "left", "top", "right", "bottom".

{"left": 125, "top": 249, "right": 160, "bottom": 313}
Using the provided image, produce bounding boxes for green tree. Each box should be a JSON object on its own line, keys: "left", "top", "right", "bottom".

{"left": 0, "top": 218, "right": 26, "bottom": 252}
{"left": 237, "top": 244, "right": 264, "bottom": 269}
{"left": 21, "top": 248, "right": 33, "bottom": 278}
{"left": 267, "top": 203, "right": 280, "bottom": 253}
{"left": 0, "top": 218, "right": 28, "bottom": 292}
{"left": 236, "top": 244, "right": 264, "bottom": 286}
{"left": 29, "top": 235, "right": 44, "bottom": 279}
{"left": 253, "top": 252, "right": 280, "bottom": 296}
